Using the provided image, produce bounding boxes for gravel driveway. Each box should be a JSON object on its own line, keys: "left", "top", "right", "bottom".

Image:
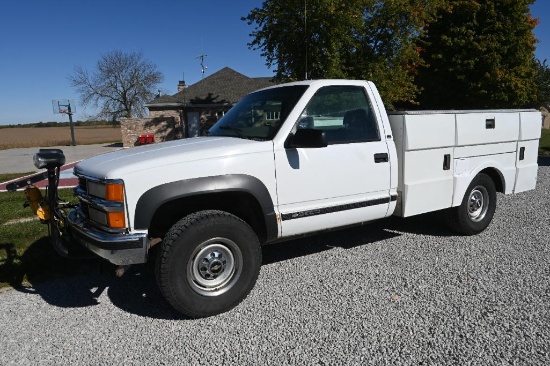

{"left": 1, "top": 161, "right": 549, "bottom": 365}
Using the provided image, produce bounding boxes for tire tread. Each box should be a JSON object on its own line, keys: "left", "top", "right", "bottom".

{"left": 156, "top": 210, "right": 261, "bottom": 318}
{"left": 445, "top": 173, "right": 496, "bottom": 236}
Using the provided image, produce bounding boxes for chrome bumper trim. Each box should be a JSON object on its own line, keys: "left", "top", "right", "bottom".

{"left": 67, "top": 208, "right": 148, "bottom": 265}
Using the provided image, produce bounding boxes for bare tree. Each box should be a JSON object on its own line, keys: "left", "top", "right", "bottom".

{"left": 68, "top": 50, "right": 164, "bottom": 120}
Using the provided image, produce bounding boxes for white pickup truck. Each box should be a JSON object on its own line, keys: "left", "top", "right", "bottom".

{"left": 63, "top": 80, "right": 540, "bottom": 317}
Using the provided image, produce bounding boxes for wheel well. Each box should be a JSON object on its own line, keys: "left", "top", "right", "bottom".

{"left": 479, "top": 168, "right": 505, "bottom": 193}
{"left": 148, "top": 192, "right": 267, "bottom": 243}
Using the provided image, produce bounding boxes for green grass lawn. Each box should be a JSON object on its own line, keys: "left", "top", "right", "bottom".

{"left": 0, "top": 172, "right": 36, "bottom": 183}
{"left": 0, "top": 188, "right": 96, "bottom": 289}
{"left": 540, "top": 128, "right": 550, "bottom": 156}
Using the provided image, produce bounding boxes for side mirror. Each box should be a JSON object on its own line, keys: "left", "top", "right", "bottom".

{"left": 287, "top": 128, "right": 328, "bottom": 148}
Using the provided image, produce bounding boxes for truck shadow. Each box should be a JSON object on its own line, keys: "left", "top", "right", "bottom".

{"left": 6, "top": 213, "right": 454, "bottom": 320}
{"left": 262, "top": 212, "right": 452, "bottom": 265}
{"left": 9, "top": 253, "right": 179, "bottom": 319}
{"left": 1, "top": 237, "right": 97, "bottom": 294}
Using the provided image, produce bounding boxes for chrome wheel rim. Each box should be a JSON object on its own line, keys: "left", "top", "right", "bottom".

{"left": 188, "top": 238, "right": 242, "bottom": 296}
{"left": 468, "top": 186, "right": 489, "bottom": 222}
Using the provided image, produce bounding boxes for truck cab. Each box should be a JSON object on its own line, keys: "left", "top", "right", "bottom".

{"left": 56, "top": 79, "right": 540, "bottom": 318}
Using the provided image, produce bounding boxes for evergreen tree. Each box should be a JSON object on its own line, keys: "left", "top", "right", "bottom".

{"left": 535, "top": 59, "right": 550, "bottom": 107}
{"left": 417, "top": 0, "right": 538, "bottom": 109}
{"left": 243, "top": 0, "right": 441, "bottom": 108}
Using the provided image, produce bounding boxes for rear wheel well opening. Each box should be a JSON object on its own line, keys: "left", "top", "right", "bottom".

{"left": 148, "top": 192, "right": 267, "bottom": 243}
{"left": 479, "top": 168, "right": 504, "bottom": 193}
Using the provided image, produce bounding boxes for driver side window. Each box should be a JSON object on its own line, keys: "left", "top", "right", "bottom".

{"left": 296, "top": 86, "right": 380, "bottom": 145}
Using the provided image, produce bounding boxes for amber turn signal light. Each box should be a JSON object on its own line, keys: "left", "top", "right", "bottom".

{"left": 107, "top": 211, "right": 126, "bottom": 229}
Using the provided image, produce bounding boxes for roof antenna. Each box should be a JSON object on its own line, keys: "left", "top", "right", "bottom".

{"left": 196, "top": 39, "right": 208, "bottom": 79}
{"left": 195, "top": 53, "right": 208, "bottom": 79}
{"left": 196, "top": 54, "right": 208, "bottom": 79}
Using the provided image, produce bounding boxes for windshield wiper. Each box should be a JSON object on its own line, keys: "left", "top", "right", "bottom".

{"left": 217, "top": 126, "right": 269, "bottom": 141}
{"left": 218, "top": 125, "right": 244, "bottom": 138}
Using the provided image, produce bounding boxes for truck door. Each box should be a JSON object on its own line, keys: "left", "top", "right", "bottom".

{"left": 275, "top": 85, "right": 392, "bottom": 237}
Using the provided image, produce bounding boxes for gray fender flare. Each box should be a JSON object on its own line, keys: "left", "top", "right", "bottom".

{"left": 133, "top": 174, "right": 278, "bottom": 242}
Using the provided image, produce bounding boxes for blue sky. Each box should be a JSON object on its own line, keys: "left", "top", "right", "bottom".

{"left": 0, "top": 1, "right": 549, "bottom": 125}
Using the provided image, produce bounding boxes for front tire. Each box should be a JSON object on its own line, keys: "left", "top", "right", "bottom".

{"left": 156, "top": 210, "right": 261, "bottom": 318}
{"left": 447, "top": 173, "right": 497, "bottom": 235}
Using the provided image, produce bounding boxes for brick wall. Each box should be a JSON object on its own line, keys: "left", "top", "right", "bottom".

{"left": 149, "top": 109, "right": 182, "bottom": 124}
{"left": 120, "top": 116, "right": 182, "bottom": 147}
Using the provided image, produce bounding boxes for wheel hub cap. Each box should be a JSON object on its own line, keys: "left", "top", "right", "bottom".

{"left": 468, "top": 187, "right": 488, "bottom": 222}
{"left": 188, "top": 239, "right": 242, "bottom": 296}
{"left": 199, "top": 250, "right": 226, "bottom": 279}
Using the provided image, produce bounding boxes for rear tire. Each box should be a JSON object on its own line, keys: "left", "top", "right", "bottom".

{"left": 446, "top": 173, "right": 497, "bottom": 235}
{"left": 156, "top": 210, "right": 261, "bottom": 318}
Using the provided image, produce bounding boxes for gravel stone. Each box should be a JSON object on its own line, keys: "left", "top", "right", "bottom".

{"left": 1, "top": 162, "right": 549, "bottom": 365}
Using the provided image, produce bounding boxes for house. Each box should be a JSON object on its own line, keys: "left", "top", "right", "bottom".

{"left": 119, "top": 67, "right": 274, "bottom": 147}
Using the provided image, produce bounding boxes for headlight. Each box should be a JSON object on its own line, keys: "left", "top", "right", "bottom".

{"left": 87, "top": 181, "right": 125, "bottom": 201}
{"left": 33, "top": 149, "right": 66, "bottom": 169}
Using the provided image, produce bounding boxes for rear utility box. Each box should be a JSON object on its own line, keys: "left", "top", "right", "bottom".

{"left": 389, "top": 110, "right": 541, "bottom": 217}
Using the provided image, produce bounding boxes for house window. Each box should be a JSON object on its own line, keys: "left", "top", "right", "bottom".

{"left": 265, "top": 111, "right": 281, "bottom": 120}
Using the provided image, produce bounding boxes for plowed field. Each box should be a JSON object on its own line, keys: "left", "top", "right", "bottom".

{"left": 0, "top": 126, "right": 121, "bottom": 150}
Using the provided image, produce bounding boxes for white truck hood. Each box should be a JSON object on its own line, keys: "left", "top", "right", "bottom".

{"left": 74, "top": 137, "right": 272, "bottom": 179}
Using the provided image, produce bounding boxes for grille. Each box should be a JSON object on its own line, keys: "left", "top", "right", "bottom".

{"left": 80, "top": 201, "right": 90, "bottom": 217}
{"left": 78, "top": 177, "right": 87, "bottom": 192}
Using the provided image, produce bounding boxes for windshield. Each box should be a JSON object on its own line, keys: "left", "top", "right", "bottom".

{"left": 207, "top": 85, "right": 309, "bottom": 140}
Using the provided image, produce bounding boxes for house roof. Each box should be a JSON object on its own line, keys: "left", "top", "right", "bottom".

{"left": 147, "top": 67, "right": 274, "bottom": 107}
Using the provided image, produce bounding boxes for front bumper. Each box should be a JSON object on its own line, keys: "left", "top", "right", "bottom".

{"left": 67, "top": 208, "right": 148, "bottom": 265}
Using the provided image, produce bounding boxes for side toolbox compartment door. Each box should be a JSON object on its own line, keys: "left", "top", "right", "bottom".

{"left": 515, "top": 112, "right": 541, "bottom": 193}
{"left": 390, "top": 113, "right": 456, "bottom": 217}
